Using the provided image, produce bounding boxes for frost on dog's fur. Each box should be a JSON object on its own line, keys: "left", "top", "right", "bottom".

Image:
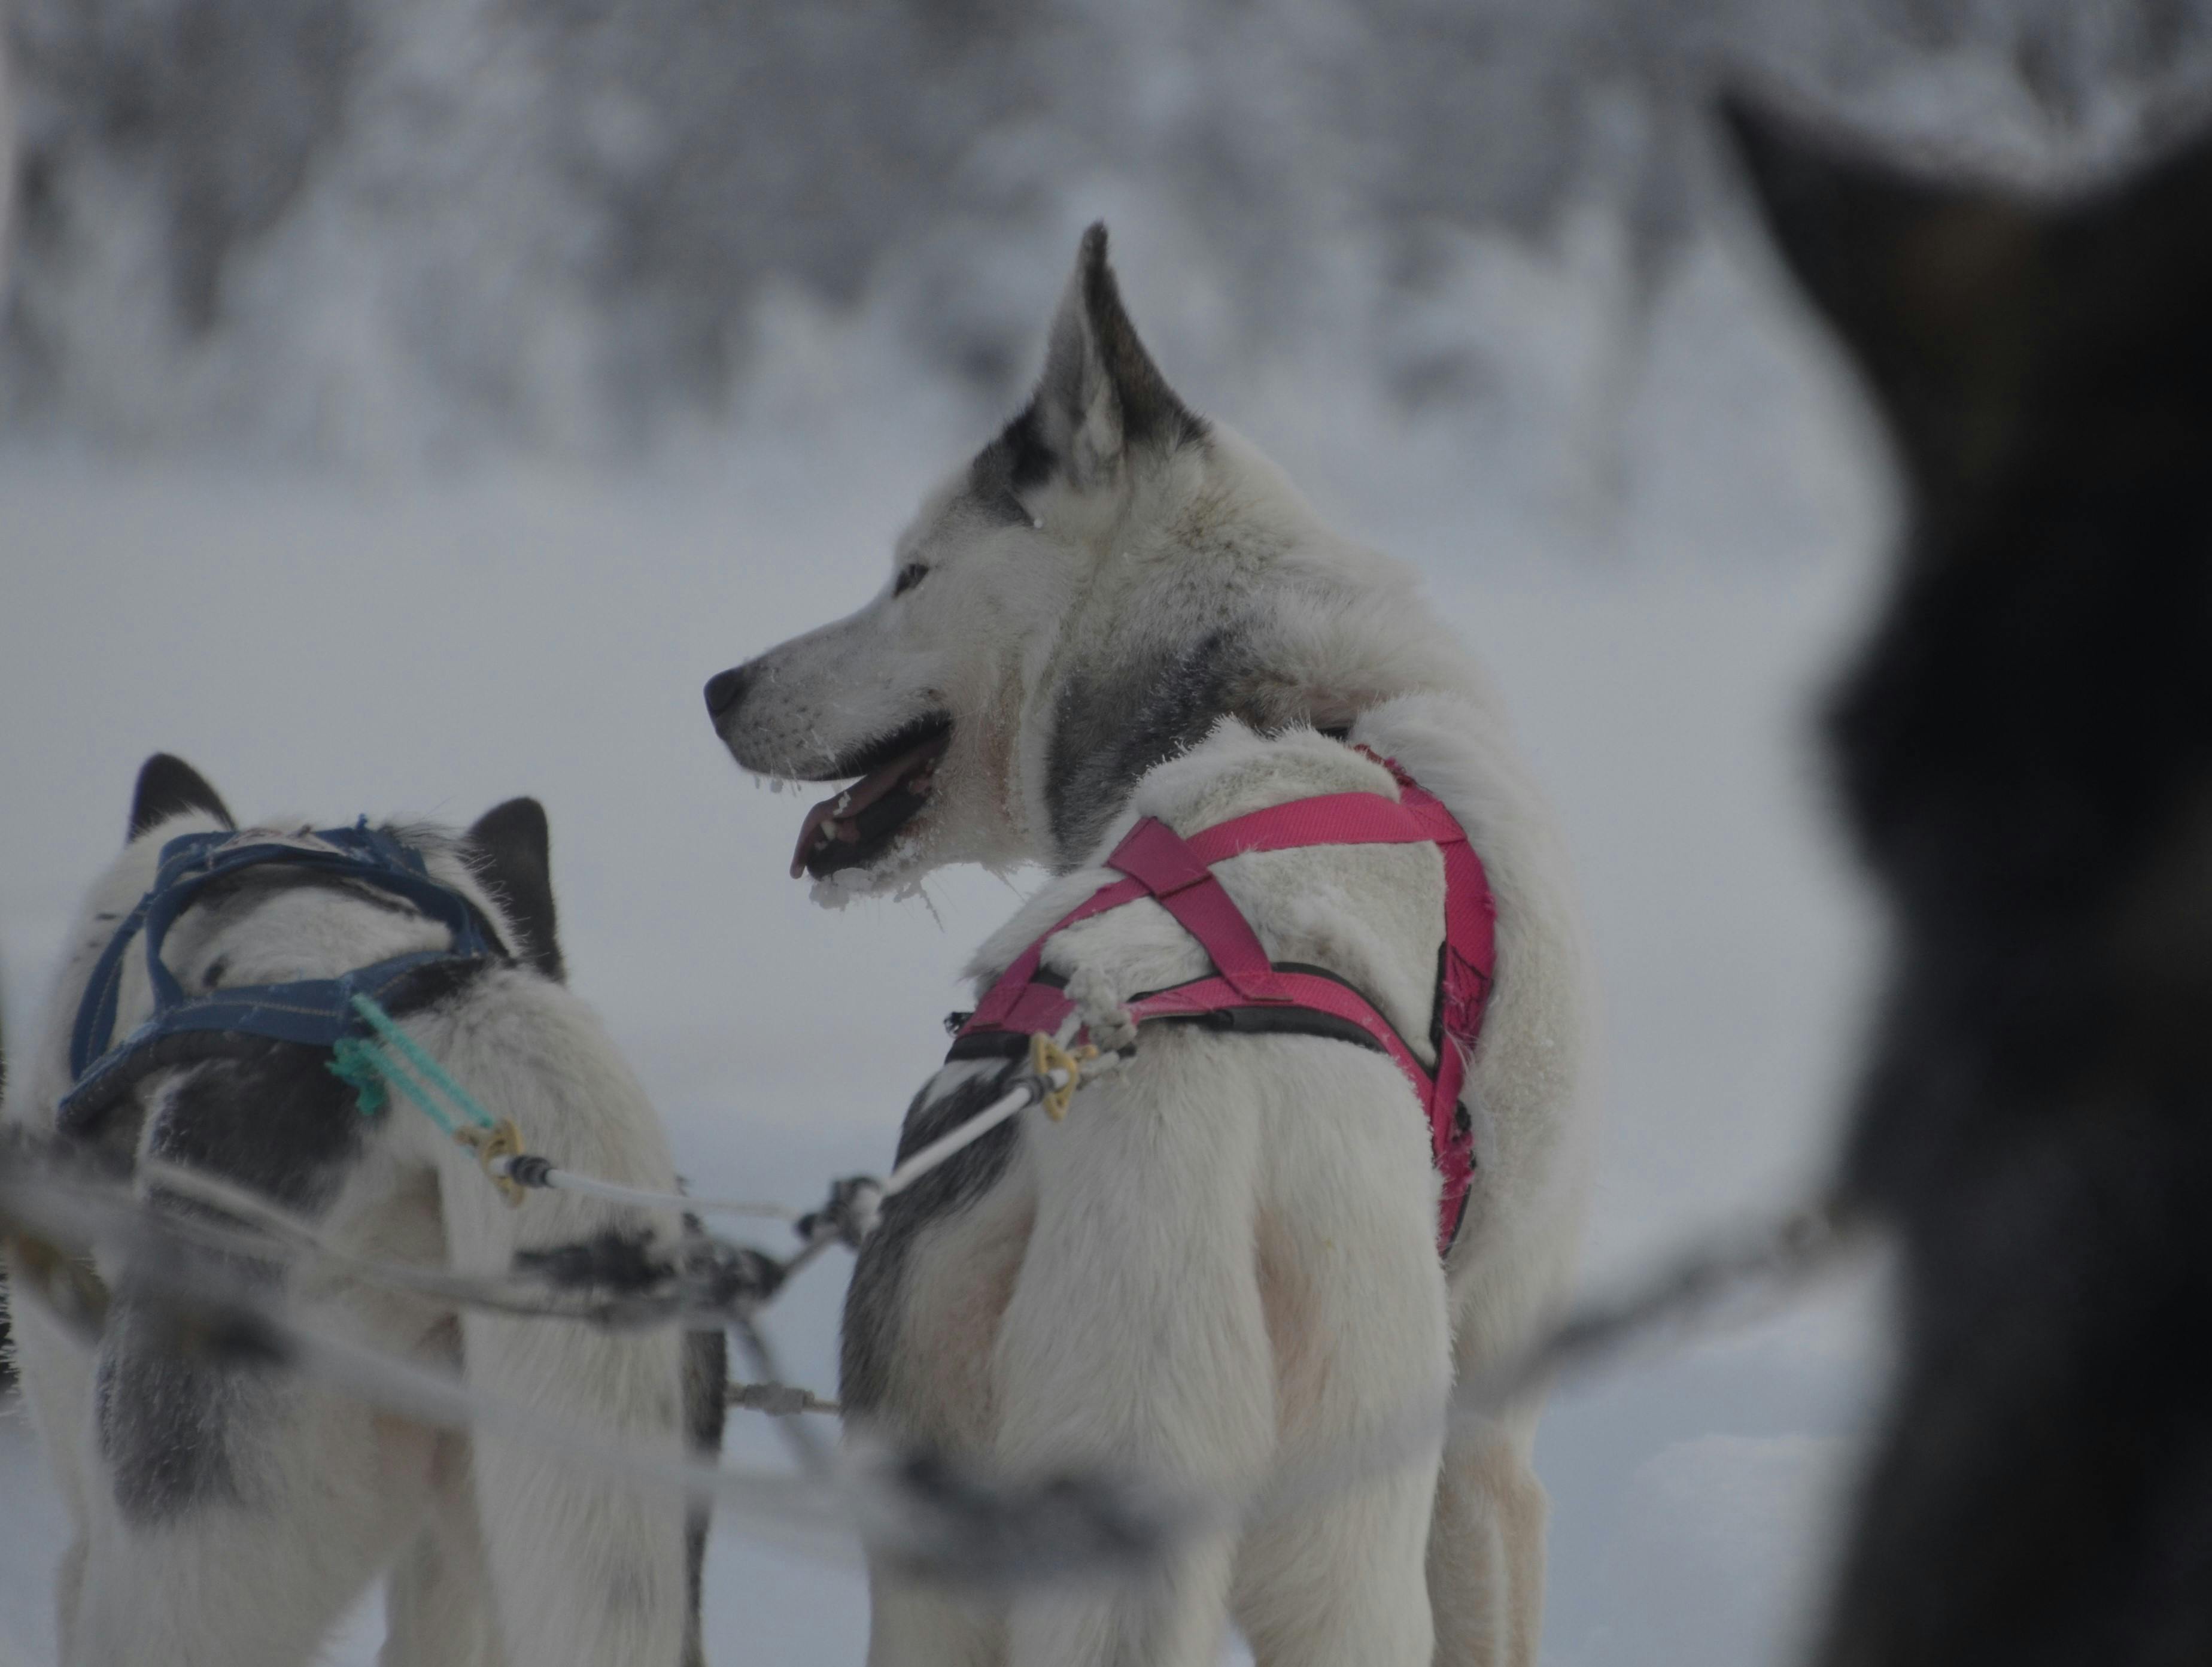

{"left": 2, "top": 756, "right": 717, "bottom": 1667}
{"left": 715, "top": 224, "right": 1599, "bottom": 1666}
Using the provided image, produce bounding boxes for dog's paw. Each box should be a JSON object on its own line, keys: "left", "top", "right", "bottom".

{"left": 1064, "top": 963, "right": 1140, "bottom": 1053}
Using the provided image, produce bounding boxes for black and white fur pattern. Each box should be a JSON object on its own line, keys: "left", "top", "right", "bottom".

{"left": 709, "top": 227, "right": 1598, "bottom": 1666}
{"left": 2, "top": 757, "right": 724, "bottom": 1667}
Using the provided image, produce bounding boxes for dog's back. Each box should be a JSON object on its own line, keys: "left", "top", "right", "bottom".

{"left": 1730, "top": 100, "right": 2212, "bottom": 1665}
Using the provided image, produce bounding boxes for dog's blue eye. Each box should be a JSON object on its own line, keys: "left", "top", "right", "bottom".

{"left": 894, "top": 563, "right": 928, "bottom": 596}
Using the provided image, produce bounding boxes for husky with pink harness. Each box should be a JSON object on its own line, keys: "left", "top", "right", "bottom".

{"left": 707, "top": 224, "right": 1598, "bottom": 1666}
{"left": 952, "top": 750, "right": 1496, "bottom": 1258}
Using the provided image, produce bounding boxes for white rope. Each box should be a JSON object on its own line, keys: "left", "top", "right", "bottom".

{"left": 484, "top": 1159, "right": 799, "bottom": 1223}
{"left": 475, "top": 1049, "right": 1117, "bottom": 1229}
{"left": 884, "top": 1046, "right": 1128, "bottom": 1201}
{"left": 0, "top": 1147, "right": 1184, "bottom": 1586}
{"left": 883, "top": 1080, "right": 1036, "bottom": 1197}
{"left": 2, "top": 1134, "right": 1862, "bottom": 1590}
{"left": 730, "top": 1380, "right": 841, "bottom": 1415}
{"left": 135, "top": 1157, "right": 779, "bottom": 1331}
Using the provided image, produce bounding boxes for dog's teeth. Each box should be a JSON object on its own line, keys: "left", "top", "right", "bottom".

{"left": 832, "top": 791, "right": 853, "bottom": 816}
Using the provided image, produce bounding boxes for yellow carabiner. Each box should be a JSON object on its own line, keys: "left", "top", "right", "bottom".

{"left": 1029, "top": 1031, "right": 1099, "bottom": 1121}
{"left": 458, "top": 1118, "right": 529, "bottom": 1208}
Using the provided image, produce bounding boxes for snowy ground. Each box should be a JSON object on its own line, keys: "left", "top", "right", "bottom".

{"left": 0, "top": 233, "right": 1898, "bottom": 1665}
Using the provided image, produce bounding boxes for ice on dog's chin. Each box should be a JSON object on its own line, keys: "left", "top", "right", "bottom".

{"left": 806, "top": 824, "right": 937, "bottom": 909}
{"left": 788, "top": 725, "right": 950, "bottom": 879}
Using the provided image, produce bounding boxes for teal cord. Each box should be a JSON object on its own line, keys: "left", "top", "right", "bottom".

{"left": 325, "top": 993, "right": 500, "bottom": 1137}
{"left": 327, "top": 1037, "right": 393, "bottom": 1118}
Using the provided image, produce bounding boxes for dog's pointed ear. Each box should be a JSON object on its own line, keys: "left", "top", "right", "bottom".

{"left": 1029, "top": 222, "right": 1204, "bottom": 490}
{"left": 464, "top": 797, "right": 566, "bottom": 982}
{"left": 1723, "top": 93, "right": 2047, "bottom": 510}
{"left": 129, "top": 754, "right": 234, "bottom": 840}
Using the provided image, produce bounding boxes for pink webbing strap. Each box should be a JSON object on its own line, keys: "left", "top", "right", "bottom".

{"left": 1104, "top": 818, "right": 1289, "bottom": 1003}
{"left": 1182, "top": 791, "right": 1438, "bottom": 864}
{"left": 964, "top": 873, "right": 1148, "bottom": 1030}
{"left": 955, "top": 763, "right": 1498, "bottom": 1255}
{"left": 967, "top": 798, "right": 1429, "bottom": 1030}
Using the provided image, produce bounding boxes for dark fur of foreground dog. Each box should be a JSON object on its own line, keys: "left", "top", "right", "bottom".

{"left": 1728, "top": 99, "right": 2212, "bottom": 1666}
{"left": 1, "top": 1014, "right": 10, "bottom": 1397}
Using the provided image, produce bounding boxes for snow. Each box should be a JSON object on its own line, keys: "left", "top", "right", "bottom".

{"left": 0, "top": 229, "right": 1895, "bottom": 1662}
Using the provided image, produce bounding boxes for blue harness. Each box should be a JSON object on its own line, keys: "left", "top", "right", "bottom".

{"left": 62, "top": 822, "right": 508, "bottom": 1127}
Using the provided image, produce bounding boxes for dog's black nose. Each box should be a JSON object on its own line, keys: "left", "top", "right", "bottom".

{"left": 703, "top": 664, "right": 753, "bottom": 722}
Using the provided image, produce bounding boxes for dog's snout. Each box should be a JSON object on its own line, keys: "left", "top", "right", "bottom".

{"left": 703, "top": 664, "right": 753, "bottom": 723}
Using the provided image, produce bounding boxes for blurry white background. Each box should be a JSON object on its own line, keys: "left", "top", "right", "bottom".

{"left": 7, "top": 2, "right": 2211, "bottom": 1660}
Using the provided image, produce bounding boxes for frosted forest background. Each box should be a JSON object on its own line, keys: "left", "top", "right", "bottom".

{"left": 5, "top": 1, "right": 2212, "bottom": 1662}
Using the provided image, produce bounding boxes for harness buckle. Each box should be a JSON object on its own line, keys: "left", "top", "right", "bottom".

{"left": 1028, "top": 1031, "right": 1098, "bottom": 1121}
{"left": 459, "top": 1118, "right": 529, "bottom": 1208}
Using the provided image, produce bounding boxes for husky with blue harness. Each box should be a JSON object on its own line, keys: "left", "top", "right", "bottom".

{"left": 2, "top": 755, "right": 722, "bottom": 1667}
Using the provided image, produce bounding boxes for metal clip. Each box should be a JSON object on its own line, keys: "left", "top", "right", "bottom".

{"left": 1028, "top": 1031, "right": 1099, "bottom": 1121}
{"left": 458, "top": 1118, "right": 528, "bottom": 1207}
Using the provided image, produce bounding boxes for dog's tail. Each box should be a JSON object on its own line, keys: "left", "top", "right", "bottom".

{"left": 414, "top": 976, "right": 695, "bottom": 1667}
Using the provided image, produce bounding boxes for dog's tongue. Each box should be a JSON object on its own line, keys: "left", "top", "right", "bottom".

{"left": 789, "top": 730, "right": 950, "bottom": 879}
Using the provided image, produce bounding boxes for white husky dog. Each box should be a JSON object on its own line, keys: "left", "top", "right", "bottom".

{"left": 3, "top": 755, "right": 722, "bottom": 1667}
{"left": 706, "top": 225, "right": 1597, "bottom": 1667}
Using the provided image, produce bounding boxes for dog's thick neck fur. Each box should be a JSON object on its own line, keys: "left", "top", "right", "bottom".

{"left": 1017, "top": 420, "right": 1493, "bottom": 866}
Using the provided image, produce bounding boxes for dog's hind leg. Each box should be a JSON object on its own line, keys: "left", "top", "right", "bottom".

{"left": 10, "top": 1291, "right": 99, "bottom": 1663}
{"left": 862, "top": 1577, "right": 1004, "bottom": 1667}
{"left": 1424, "top": 1220, "right": 1577, "bottom": 1667}
{"left": 380, "top": 1435, "right": 503, "bottom": 1667}
{"left": 679, "top": 1325, "right": 729, "bottom": 1667}
{"left": 1230, "top": 1044, "right": 1449, "bottom": 1667}
{"left": 992, "top": 1037, "right": 1274, "bottom": 1667}
{"left": 1423, "top": 1412, "right": 1545, "bottom": 1667}
{"left": 65, "top": 1375, "right": 442, "bottom": 1667}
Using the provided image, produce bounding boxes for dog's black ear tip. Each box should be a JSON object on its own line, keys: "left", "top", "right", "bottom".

{"left": 464, "top": 796, "right": 564, "bottom": 981}
{"left": 471, "top": 796, "right": 551, "bottom": 860}
{"left": 1079, "top": 221, "right": 1110, "bottom": 267}
{"left": 129, "top": 754, "right": 235, "bottom": 839}
{"left": 1713, "top": 83, "right": 1778, "bottom": 136}
{"left": 1713, "top": 86, "right": 1831, "bottom": 203}
{"left": 1715, "top": 91, "right": 1771, "bottom": 166}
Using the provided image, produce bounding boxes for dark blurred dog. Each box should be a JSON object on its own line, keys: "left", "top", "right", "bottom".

{"left": 1728, "top": 99, "right": 2212, "bottom": 1666}
{"left": 1, "top": 1012, "right": 10, "bottom": 1398}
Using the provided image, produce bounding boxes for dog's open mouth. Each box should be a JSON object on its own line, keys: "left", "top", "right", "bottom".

{"left": 789, "top": 716, "right": 953, "bottom": 880}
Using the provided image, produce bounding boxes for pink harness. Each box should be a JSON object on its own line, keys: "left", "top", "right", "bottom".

{"left": 952, "top": 752, "right": 1497, "bottom": 1253}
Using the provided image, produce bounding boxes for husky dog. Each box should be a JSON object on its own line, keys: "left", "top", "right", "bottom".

{"left": 706, "top": 226, "right": 1597, "bottom": 1666}
{"left": 3, "top": 755, "right": 724, "bottom": 1667}
{"left": 1729, "top": 101, "right": 2212, "bottom": 1665}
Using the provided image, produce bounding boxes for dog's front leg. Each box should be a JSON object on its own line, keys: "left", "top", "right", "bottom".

{"left": 381, "top": 1440, "right": 505, "bottom": 1667}
{"left": 991, "top": 1033, "right": 1273, "bottom": 1667}
{"left": 418, "top": 1001, "right": 692, "bottom": 1667}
